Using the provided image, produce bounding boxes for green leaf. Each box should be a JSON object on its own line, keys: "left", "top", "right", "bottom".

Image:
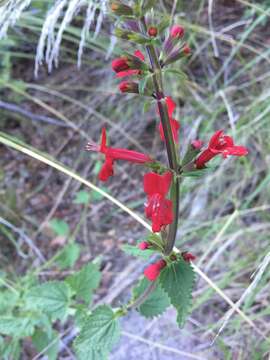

{"left": 32, "top": 329, "right": 59, "bottom": 360}
{"left": 121, "top": 244, "right": 155, "bottom": 260}
{"left": 0, "top": 291, "right": 18, "bottom": 314}
{"left": 66, "top": 262, "right": 101, "bottom": 304}
{"left": 74, "top": 305, "right": 121, "bottom": 354}
{"left": 91, "top": 187, "right": 108, "bottom": 202}
{"left": 181, "top": 167, "right": 215, "bottom": 178}
{"left": 76, "top": 347, "right": 108, "bottom": 360}
{"left": 73, "top": 190, "right": 91, "bottom": 204}
{"left": 56, "top": 243, "right": 81, "bottom": 269}
{"left": 25, "top": 281, "right": 71, "bottom": 321}
{"left": 133, "top": 278, "right": 170, "bottom": 318}
{"left": 163, "top": 68, "right": 187, "bottom": 80}
{"left": 159, "top": 260, "right": 195, "bottom": 327}
{"left": 0, "top": 316, "right": 35, "bottom": 337}
{"left": 49, "top": 218, "right": 70, "bottom": 236}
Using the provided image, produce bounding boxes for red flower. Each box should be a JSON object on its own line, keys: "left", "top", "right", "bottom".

{"left": 182, "top": 252, "right": 196, "bottom": 262}
{"left": 144, "top": 259, "right": 166, "bottom": 281}
{"left": 113, "top": 50, "right": 145, "bottom": 78}
{"left": 170, "top": 25, "right": 185, "bottom": 38}
{"left": 196, "top": 130, "right": 248, "bottom": 169}
{"left": 158, "top": 97, "right": 180, "bottom": 143}
{"left": 144, "top": 171, "right": 173, "bottom": 232}
{"left": 86, "top": 128, "right": 152, "bottom": 181}
{"left": 138, "top": 242, "right": 150, "bottom": 250}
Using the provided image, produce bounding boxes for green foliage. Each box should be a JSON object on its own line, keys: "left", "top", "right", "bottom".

{"left": 32, "top": 329, "right": 59, "bottom": 360}
{"left": 66, "top": 262, "right": 101, "bottom": 304}
{"left": 159, "top": 259, "right": 195, "bottom": 327}
{"left": 25, "top": 281, "right": 72, "bottom": 321}
{"left": 133, "top": 278, "right": 170, "bottom": 318}
{"left": 73, "top": 190, "right": 91, "bottom": 204}
{"left": 74, "top": 305, "right": 121, "bottom": 358}
{"left": 49, "top": 218, "right": 70, "bottom": 237}
{"left": 0, "top": 316, "right": 35, "bottom": 337}
{"left": 56, "top": 243, "right": 81, "bottom": 269}
{"left": 0, "top": 290, "right": 19, "bottom": 315}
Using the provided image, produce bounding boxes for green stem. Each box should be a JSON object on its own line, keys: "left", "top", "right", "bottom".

{"left": 127, "top": 281, "right": 157, "bottom": 310}
{"left": 141, "top": 17, "right": 180, "bottom": 256}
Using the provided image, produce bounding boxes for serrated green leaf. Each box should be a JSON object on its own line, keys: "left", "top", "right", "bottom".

{"left": 159, "top": 260, "right": 195, "bottom": 327}
{"left": 56, "top": 243, "right": 81, "bottom": 269}
{"left": 66, "top": 262, "right": 101, "bottom": 304}
{"left": 49, "top": 218, "right": 70, "bottom": 236}
{"left": 0, "top": 316, "right": 35, "bottom": 337}
{"left": 0, "top": 291, "right": 18, "bottom": 314}
{"left": 73, "top": 190, "right": 91, "bottom": 204}
{"left": 32, "top": 329, "right": 59, "bottom": 360}
{"left": 74, "top": 305, "right": 120, "bottom": 354}
{"left": 133, "top": 278, "right": 170, "bottom": 318}
{"left": 25, "top": 281, "right": 71, "bottom": 321}
{"left": 121, "top": 244, "right": 155, "bottom": 260}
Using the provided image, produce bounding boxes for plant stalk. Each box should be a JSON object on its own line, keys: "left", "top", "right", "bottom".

{"left": 141, "top": 18, "right": 180, "bottom": 256}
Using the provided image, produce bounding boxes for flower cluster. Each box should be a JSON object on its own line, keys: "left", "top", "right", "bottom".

{"left": 86, "top": 13, "right": 249, "bottom": 286}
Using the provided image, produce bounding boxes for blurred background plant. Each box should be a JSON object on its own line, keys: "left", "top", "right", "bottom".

{"left": 0, "top": 0, "right": 270, "bottom": 359}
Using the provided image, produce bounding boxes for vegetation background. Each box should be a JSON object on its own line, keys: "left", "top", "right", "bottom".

{"left": 0, "top": 0, "right": 270, "bottom": 359}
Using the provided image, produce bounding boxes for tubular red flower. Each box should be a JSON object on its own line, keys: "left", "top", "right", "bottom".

{"left": 144, "top": 171, "right": 173, "bottom": 232}
{"left": 196, "top": 130, "right": 248, "bottom": 169}
{"left": 170, "top": 25, "right": 185, "bottom": 38}
{"left": 158, "top": 96, "right": 180, "bottom": 143}
{"left": 86, "top": 128, "right": 152, "bottom": 181}
{"left": 144, "top": 259, "right": 166, "bottom": 281}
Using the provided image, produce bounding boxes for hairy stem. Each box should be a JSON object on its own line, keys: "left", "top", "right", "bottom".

{"left": 141, "top": 17, "right": 180, "bottom": 256}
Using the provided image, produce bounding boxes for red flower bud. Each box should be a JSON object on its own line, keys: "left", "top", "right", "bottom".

{"left": 183, "top": 44, "right": 191, "bottom": 55}
{"left": 191, "top": 140, "right": 204, "bottom": 150}
{"left": 112, "top": 57, "right": 129, "bottom": 72}
{"left": 148, "top": 26, "right": 158, "bottom": 37}
{"left": 138, "top": 242, "right": 150, "bottom": 250}
{"left": 119, "top": 81, "right": 139, "bottom": 94}
{"left": 144, "top": 259, "right": 166, "bottom": 281}
{"left": 170, "top": 25, "right": 185, "bottom": 38}
{"left": 182, "top": 252, "right": 196, "bottom": 262}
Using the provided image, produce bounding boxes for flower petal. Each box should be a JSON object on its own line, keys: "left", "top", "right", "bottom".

{"left": 134, "top": 49, "right": 145, "bottom": 61}
{"left": 144, "top": 172, "right": 172, "bottom": 196}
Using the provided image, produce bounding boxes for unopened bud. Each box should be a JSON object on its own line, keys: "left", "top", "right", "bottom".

{"left": 119, "top": 81, "right": 139, "bottom": 94}
{"left": 182, "top": 252, "right": 196, "bottom": 262}
{"left": 148, "top": 26, "right": 158, "bottom": 37}
{"left": 138, "top": 241, "right": 150, "bottom": 250}
{"left": 110, "top": 1, "right": 133, "bottom": 16}
{"left": 183, "top": 44, "right": 191, "bottom": 55}
{"left": 170, "top": 25, "right": 185, "bottom": 39}
{"left": 112, "top": 57, "right": 129, "bottom": 72}
{"left": 191, "top": 140, "right": 204, "bottom": 150}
